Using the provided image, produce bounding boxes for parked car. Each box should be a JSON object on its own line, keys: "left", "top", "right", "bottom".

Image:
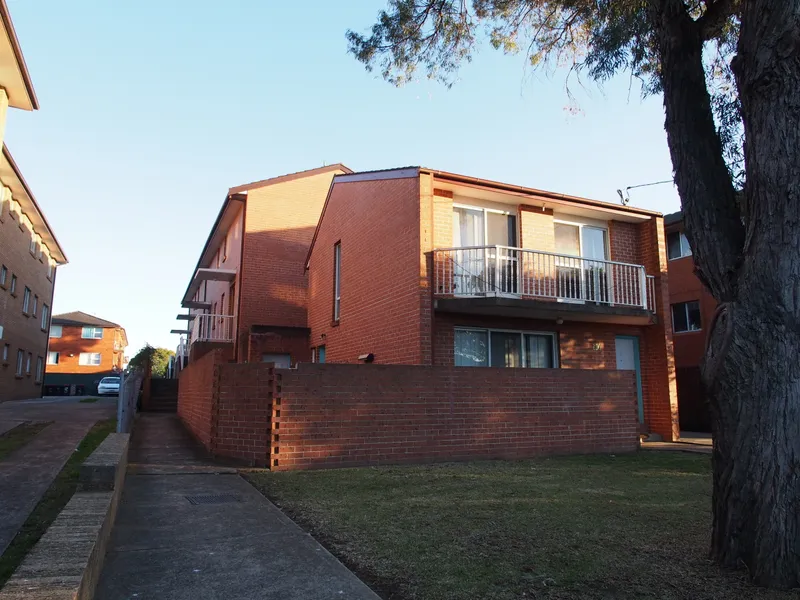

{"left": 97, "top": 376, "right": 120, "bottom": 396}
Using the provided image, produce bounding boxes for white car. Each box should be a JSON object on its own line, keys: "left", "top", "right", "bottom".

{"left": 97, "top": 376, "right": 120, "bottom": 396}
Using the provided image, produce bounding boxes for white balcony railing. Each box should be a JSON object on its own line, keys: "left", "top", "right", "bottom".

{"left": 190, "top": 313, "right": 235, "bottom": 344}
{"left": 433, "top": 246, "right": 657, "bottom": 312}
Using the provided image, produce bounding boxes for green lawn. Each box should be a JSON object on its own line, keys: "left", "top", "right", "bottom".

{"left": 0, "top": 422, "right": 51, "bottom": 461}
{"left": 78, "top": 397, "right": 101, "bottom": 403}
{"left": 246, "top": 453, "right": 796, "bottom": 600}
{"left": 0, "top": 419, "right": 117, "bottom": 587}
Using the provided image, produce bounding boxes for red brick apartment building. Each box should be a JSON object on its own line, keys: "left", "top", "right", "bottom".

{"left": 664, "top": 211, "right": 714, "bottom": 431}
{"left": 0, "top": 0, "right": 68, "bottom": 402}
{"left": 305, "top": 168, "right": 679, "bottom": 440}
{"left": 173, "top": 164, "right": 351, "bottom": 367}
{"left": 43, "top": 312, "right": 128, "bottom": 395}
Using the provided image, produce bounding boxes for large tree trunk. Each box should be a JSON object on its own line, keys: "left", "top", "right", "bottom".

{"left": 652, "top": 0, "right": 800, "bottom": 588}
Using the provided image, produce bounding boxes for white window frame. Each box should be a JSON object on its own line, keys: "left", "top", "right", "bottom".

{"left": 553, "top": 217, "right": 610, "bottom": 260}
{"left": 47, "top": 351, "right": 60, "bottom": 365}
{"left": 0, "top": 265, "right": 6, "bottom": 287}
{"left": 454, "top": 327, "right": 559, "bottom": 368}
{"left": 671, "top": 300, "right": 702, "bottom": 333}
{"left": 41, "top": 304, "right": 50, "bottom": 331}
{"left": 79, "top": 352, "right": 102, "bottom": 366}
{"left": 22, "top": 287, "right": 31, "bottom": 313}
{"left": 667, "top": 231, "right": 692, "bottom": 260}
{"left": 49, "top": 324, "right": 62, "bottom": 338}
{"left": 452, "top": 202, "right": 517, "bottom": 246}
{"left": 333, "top": 242, "right": 341, "bottom": 321}
{"left": 81, "top": 326, "right": 103, "bottom": 339}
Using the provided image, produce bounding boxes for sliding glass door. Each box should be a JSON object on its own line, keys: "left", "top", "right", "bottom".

{"left": 452, "top": 206, "right": 517, "bottom": 296}
{"left": 554, "top": 222, "right": 609, "bottom": 303}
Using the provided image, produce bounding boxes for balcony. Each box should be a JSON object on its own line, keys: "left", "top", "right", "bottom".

{"left": 190, "top": 313, "right": 236, "bottom": 344}
{"left": 432, "top": 246, "right": 657, "bottom": 325}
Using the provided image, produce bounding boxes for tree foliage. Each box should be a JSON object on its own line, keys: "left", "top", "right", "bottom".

{"left": 128, "top": 345, "right": 174, "bottom": 378}
{"left": 347, "top": 0, "right": 743, "bottom": 184}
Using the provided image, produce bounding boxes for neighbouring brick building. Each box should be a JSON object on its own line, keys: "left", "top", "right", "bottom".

{"left": 0, "top": 0, "right": 68, "bottom": 402}
{"left": 43, "top": 311, "right": 128, "bottom": 395}
{"left": 664, "top": 211, "right": 714, "bottom": 431}
{"left": 173, "top": 164, "right": 351, "bottom": 367}
{"left": 305, "top": 167, "right": 679, "bottom": 441}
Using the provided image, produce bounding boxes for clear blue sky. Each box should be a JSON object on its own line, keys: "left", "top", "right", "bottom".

{"left": 5, "top": 0, "right": 681, "bottom": 357}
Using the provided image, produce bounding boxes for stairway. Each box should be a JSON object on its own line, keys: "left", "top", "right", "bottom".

{"left": 146, "top": 379, "right": 179, "bottom": 413}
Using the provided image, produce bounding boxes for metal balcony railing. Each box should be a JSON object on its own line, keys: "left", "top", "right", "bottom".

{"left": 190, "top": 313, "right": 235, "bottom": 344}
{"left": 433, "top": 246, "right": 657, "bottom": 312}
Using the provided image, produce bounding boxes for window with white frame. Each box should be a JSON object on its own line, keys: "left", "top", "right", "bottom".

{"left": 47, "top": 260, "right": 54, "bottom": 279}
{"left": 35, "top": 356, "right": 43, "bottom": 383}
{"left": 79, "top": 353, "right": 102, "bottom": 366}
{"left": 81, "top": 327, "right": 103, "bottom": 339}
{"left": 29, "top": 234, "right": 37, "bottom": 255}
{"left": 41, "top": 304, "right": 49, "bottom": 331}
{"left": 15, "top": 350, "right": 24, "bottom": 375}
{"left": 667, "top": 231, "right": 692, "bottom": 260}
{"left": 47, "top": 351, "right": 59, "bottom": 365}
{"left": 22, "top": 287, "right": 31, "bottom": 313}
{"left": 672, "top": 301, "right": 702, "bottom": 333}
{"left": 454, "top": 328, "right": 557, "bottom": 368}
{"left": 0, "top": 265, "right": 6, "bottom": 287}
{"left": 333, "top": 242, "right": 341, "bottom": 321}
{"left": 50, "top": 324, "right": 62, "bottom": 338}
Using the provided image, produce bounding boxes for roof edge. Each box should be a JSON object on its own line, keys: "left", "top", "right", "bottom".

{"left": 0, "top": 0, "right": 38, "bottom": 110}
{"left": 228, "top": 163, "right": 353, "bottom": 195}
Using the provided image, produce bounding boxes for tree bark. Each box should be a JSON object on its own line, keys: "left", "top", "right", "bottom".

{"left": 653, "top": 0, "right": 800, "bottom": 588}
{"left": 708, "top": 0, "right": 800, "bottom": 587}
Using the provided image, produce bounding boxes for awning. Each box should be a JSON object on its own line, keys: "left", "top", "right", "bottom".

{"left": 181, "top": 268, "right": 236, "bottom": 306}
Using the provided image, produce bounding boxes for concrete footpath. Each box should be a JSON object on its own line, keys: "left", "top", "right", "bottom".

{"left": 0, "top": 396, "right": 115, "bottom": 556}
{"left": 96, "top": 414, "right": 380, "bottom": 600}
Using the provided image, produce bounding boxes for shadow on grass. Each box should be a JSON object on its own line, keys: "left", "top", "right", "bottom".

{"left": 0, "top": 422, "right": 51, "bottom": 462}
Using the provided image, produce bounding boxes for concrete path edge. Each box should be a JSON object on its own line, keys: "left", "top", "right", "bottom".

{"left": 0, "top": 433, "right": 129, "bottom": 600}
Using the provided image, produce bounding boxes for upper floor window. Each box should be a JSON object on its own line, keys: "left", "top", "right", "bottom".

{"left": 15, "top": 350, "right": 24, "bottom": 375}
{"left": 672, "top": 301, "right": 702, "bottom": 333}
{"left": 82, "top": 326, "right": 103, "bottom": 339}
{"left": 35, "top": 356, "right": 43, "bottom": 383}
{"left": 29, "top": 234, "right": 37, "bottom": 255}
{"left": 26, "top": 352, "right": 32, "bottom": 375}
{"left": 333, "top": 242, "right": 341, "bottom": 321}
{"left": 50, "top": 324, "right": 62, "bottom": 338}
{"left": 10, "top": 274, "right": 16, "bottom": 295}
{"left": 41, "top": 304, "right": 50, "bottom": 331}
{"left": 0, "top": 265, "right": 6, "bottom": 288}
{"left": 667, "top": 231, "right": 692, "bottom": 260}
{"left": 2, "top": 344, "right": 8, "bottom": 362}
{"left": 0, "top": 324, "right": 3, "bottom": 339}
{"left": 47, "top": 260, "right": 54, "bottom": 279}
{"left": 453, "top": 205, "right": 517, "bottom": 249}
{"left": 22, "top": 287, "right": 31, "bottom": 313}
{"left": 79, "top": 352, "right": 102, "bottom": 366}
{"left": 32, "top": 295, "right": 38, "bottom": 317}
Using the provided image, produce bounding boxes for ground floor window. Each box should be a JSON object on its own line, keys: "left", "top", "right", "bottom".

{"left": 261, "top": 353, "right": 291, "bottom": 368}
{"left": 454, "top": 328, "right": 557, "bottom": 368}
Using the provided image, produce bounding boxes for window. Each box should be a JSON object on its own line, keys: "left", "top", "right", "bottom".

{"left": 35, "top": 356, "right": 43, "bottom": 383}
{"left": 333, "top": 242, "right": 341, "bottom": 321}
{"left": 41, "top": 304, "right": 49, "bottom": 331}
{"left": 10, "top": 274, "right": 16, "bottom": 295}
{"left": 318, "top": 346, "right": 325, "bottom": 364}
{"left": 0, "top": 324, "right": 3, "bottom": 339}
{"left": 2, "top": 344, "right": 9, "bottom": 362}
{"left": 15, "top": 350, "right": 24, "bottom": 375}
{"left": 50, "top": 324, "right": 62, "bottom": 338}
{"left": 667, "top": 231, "right": 692, "bottom": 260}
{"left": 29, "top": 235, "right": 36, "bottom": 255}
{"left": 81, "top": 327, "right": 103, "bottom": 339}
{"left": 47, "top": 351, "right": 59, "bottom": 365}
{"left": 0, "top": 265, "right": 6, "bottom": 287}
{"left": 26, "top": 352, "right": 32, "bottom": 375}
{"left": 79, "top": 352, "right": 102, "bottom": 366}
{"left": 261, "top": 353, "right": 291, "bottom": 368}
{"left": 22, "top": 287, "right": 31, "bottom": 313}
{"left": 455, "top": 328, "right": 557, "bottom": 368}
{"left": 32, "top": 295, "right": 38, "bottom": 317}
{"left": 47, "top": 260, "right": 54, "bottom": 279}
{"left": 672, "top": 301, "right": 702, "bottom": 333}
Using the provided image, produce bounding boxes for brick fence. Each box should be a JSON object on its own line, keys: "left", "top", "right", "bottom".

{"left": 178, "top": 359, "right": 639, "bottom": 469}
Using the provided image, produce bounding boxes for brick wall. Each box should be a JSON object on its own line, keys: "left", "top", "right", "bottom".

{"left": 238, "top": 167, "right": 346, "bottom": 360}
{"left": 271, "top": 363, "right": 638, "bottom": 470}
{"left": 177, "top": 349, "right": 221, "bottom": 449}
{"left": 519, "top": 205, "right": 556, "bottom": 251}
{"left": 0, "top": 201, "right": 56, "bottom": 401}
{"left": 215, "top": 363, "right": 273, "bottom": 464}
{"left": 608, "top": 220, "right": 641, "bottom": 265}
{"left": 46, "top": 326, "right": 124, "bottom": 374}
{"left": 248, "top": 328, "right": 311, "bottom": 365}
{"left": 307, "top": 175, "right": 423, "bottom": 364}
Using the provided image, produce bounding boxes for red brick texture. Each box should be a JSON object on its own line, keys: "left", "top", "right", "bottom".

{"left": 307, "top": 175, "right": 423, "bottom": 364}
{"left": 247, "top": 329, "right": 311, "bottom": 365}
{"left": 272, "top": 364, "right": 638, "bottom": 470}
{"left": 0, "top": 199, "right": 56, "bottom": 401}
{"left": 177, "top": 349, "right": 220, "bottom": 449}
{"left": 177, "top": 360, "right": 639, "bottom": 469}
{"left": 46, "top": 325, "right": 126, "bottom": 374}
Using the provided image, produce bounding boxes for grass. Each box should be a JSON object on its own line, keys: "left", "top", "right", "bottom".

{"left": 0, "top": 422, "right": 51, "bottom": 461}
{"left": 0, "top": 418, "right": 117, "bottom": 587}
{"left": 245, "top": 453, "right": 798, "bottom": 600}
{"left": 79, "top": 397, "right": 101, "bottom": 403}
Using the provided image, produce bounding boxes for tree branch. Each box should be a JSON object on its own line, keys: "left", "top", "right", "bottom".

{"left": 698, "top": 0, "right": 739, "bottom": 40}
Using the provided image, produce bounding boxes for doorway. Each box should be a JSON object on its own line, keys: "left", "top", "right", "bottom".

{"left": 615, "top": 336, "right": 644, "bottom": 424}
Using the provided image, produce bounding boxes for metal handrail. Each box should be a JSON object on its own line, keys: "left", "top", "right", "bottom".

{"left": 433, "top": 245, "right": 648, "bottom": 270}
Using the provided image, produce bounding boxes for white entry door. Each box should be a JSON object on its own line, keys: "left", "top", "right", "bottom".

{"left": 615, "top": 336, "right": 644, "bottom": 424}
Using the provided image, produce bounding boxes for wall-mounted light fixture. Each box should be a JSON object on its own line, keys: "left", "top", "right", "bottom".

{"left": 358, "top": 353, "right": 375, "bottom": 363}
